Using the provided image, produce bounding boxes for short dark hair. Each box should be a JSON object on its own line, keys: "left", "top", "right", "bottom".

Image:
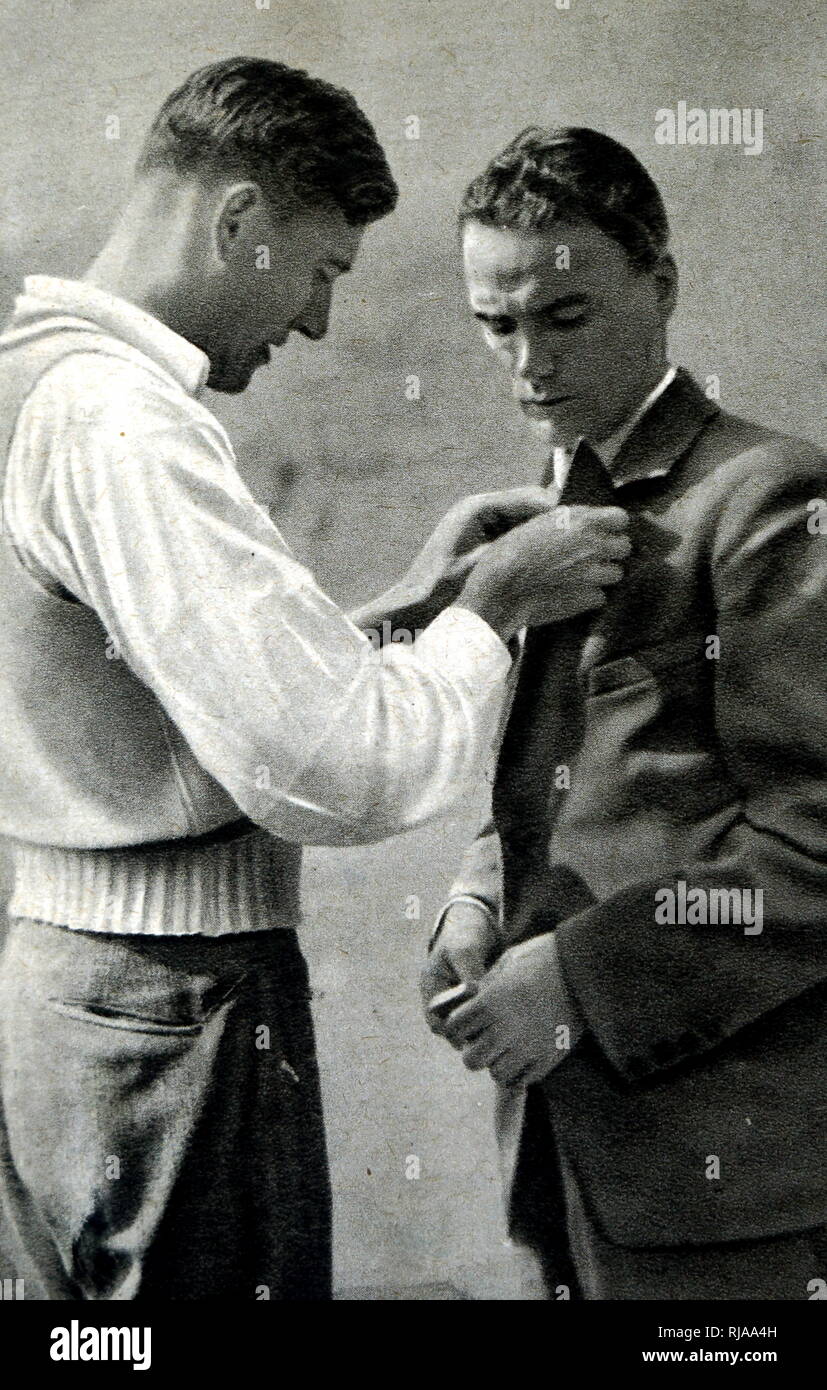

{"left": 136, "top": 56, "right": 398, "bottom": 226}
{"left": 459, "top": 127, "right": 669, "bottom": 271}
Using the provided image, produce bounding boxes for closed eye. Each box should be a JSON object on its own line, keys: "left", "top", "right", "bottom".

{"left": 318, "top": 258, "right": 352, "bottom": 285}
{"left": 477, "top": 315, "right": 516, "bottom": 336}
{"left": 476, "top": 307, "right": 589, "bottom": 335}
{"left": 547, "top": 312, "right": 587, "bottom": 330}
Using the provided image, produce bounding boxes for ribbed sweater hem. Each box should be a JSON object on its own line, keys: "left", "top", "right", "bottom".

{"left": 7, "top": 828, "right": 302, "bottom": 936}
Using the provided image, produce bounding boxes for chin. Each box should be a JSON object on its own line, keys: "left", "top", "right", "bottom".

{"left": 526, "top": 416, "right": 577, "bottom": 449}
{"left": 526, "top": 417, "right": 555, "bottom": 440}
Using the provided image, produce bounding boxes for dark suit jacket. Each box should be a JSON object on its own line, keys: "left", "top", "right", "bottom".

{"left": 451, "top": 368, "right": 827, "bottom": 1249}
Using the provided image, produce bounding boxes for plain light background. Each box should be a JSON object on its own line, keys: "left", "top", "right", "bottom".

{"left": 1, "top": 0, "right": 824, "bottom": 1296}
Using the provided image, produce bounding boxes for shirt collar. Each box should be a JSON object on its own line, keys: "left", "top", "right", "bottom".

{"left": 16, "top": 276, "right": 211, "bottom": 397}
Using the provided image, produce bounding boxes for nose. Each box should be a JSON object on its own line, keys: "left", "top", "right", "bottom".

{"left": 511, "top": 327, "right": 556, "bottom": 385}
{"left": 294, "top": 283, "right": 332, "bottom": 342}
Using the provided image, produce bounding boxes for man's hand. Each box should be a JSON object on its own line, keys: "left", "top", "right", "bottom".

{"left": 400, "top": 485, "right": 558, "bottom": 604}
{"left": 349, "top": 486, "right": 558, "bottom": 637}
{"left": 420, "top": 898, "right": 501, "bottom": 1037}
{"left": 439, "top": 933, "right": 585, "bottom": 1088}
{"left": 458, "top": 504, "right": 631, "bottom": 642}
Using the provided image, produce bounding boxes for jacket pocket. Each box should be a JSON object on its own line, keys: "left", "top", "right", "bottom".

{"left": 586, "top": 653, "right": 654, "bottom": 698}
{"left": 576, "top": 632, "right": 737, "bottom": 825}
{"left": 584, "top": 631, "right": 711, "bottom": 697}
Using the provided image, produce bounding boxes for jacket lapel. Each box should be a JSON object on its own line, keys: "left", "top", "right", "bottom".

{"left": 576, "top": 370, "right": 720, "bottom": 672}
{"left": 608, "top": 367, "right": 720, "bottom": 487}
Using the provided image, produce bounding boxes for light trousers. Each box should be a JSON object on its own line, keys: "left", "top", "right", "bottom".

{"left": 0, "top": 917, "right": 331, "bottom": 1300}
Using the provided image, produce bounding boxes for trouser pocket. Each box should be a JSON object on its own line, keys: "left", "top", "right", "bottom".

{"left": 49, "top": 971, "right": 250, "bottom": 1036}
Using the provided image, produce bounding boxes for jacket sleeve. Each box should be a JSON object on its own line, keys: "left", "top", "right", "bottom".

{"left": 554, "top": 443, "right": 827, "bottom": 1083}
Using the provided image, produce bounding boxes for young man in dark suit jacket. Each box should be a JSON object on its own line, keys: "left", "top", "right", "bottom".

{"left": 422, "top": 127, "right": 827, "bottom": 1300}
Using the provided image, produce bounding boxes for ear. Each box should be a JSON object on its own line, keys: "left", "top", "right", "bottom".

{"left": 652, "top": 252, "right": 678, "bottom": 319}
{"left": 214, "top": 182, "right": 264, "bottom": 265}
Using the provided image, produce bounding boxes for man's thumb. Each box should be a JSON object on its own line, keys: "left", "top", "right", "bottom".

{"left": 451, "top": 945, "right": 489, "bottom": 982}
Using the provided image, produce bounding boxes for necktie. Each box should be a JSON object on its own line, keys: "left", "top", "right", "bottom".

{"left": 493, "top": 440, "right": 616, "bottom": 934}
{"left": 554, "top": 438, "right": 616, "bottom": 507}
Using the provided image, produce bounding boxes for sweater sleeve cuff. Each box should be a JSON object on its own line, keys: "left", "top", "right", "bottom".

{"left": 414, "top": 605, "right": 512, "bottom": 691}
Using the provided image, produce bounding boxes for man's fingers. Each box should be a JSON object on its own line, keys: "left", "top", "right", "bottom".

{"left": 575, "top": 505, "right": 628, "bottom": 531}
{"left": 576, "top": 588, "right": 608, "bottom": 612}
{"left": 517, "top": 1062, "right": 552, "bottom": 1087}
{"left": 473, "top": 487, "right": 556, "bottom": 536}
{"left": 424, "top": 979, "right": 480, "bottom": 1038}
{"left": 461, "top": 1032, "right": 505, "bottom": 1071}
{"left": 486, "top": 486, "right": 557, "bottom": 517}
{"left": 597, "top": 533, "right": 633, "bottom": 561}
{"left": 440, "top": 996, "right": 488, "bottom": 1044}
{"left": 425, "top": 1008, "right": 451, "bottom": 1038}
{"left": 446, "top": 542, "right": 488, "bottom": 574}
{"left": 420, "top": 966, "right": 457, "bottom": 1034}
{"left": 420, "top": 960, "right": 455, "bottom": 1000}
{"left": 588, "top": 562, "right": 625, "bottom": 587}
{"left": 449, "top": 946, "right": 491, "bottom": 983}
{"left": 503, "top": 1058, "right": 544, "bottom": 1088}
{"left": 488, "top": 1052, "right": 525, "bottom": 1086}
{"left": 487, "top": 1050, "right": 550, "bottom": 1087}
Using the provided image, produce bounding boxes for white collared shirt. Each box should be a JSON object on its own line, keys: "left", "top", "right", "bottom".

{"left": 2, "top": 276, "right": 511, "bottom": 847}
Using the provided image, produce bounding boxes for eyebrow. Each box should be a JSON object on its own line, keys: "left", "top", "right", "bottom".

{"left": 474, "top": 292, "right": 590, "bottom": 321}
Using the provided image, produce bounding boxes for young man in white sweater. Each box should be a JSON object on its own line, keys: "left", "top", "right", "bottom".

{"left": 0, "top": 58, "right": 628, "bottom": 1299}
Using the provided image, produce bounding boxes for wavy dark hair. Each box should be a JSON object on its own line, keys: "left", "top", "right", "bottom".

{"left": 137, "top": 57, "right": 398, "bottom": 225}
{"left": 459, "top": 127, "right": 669, "bottom": 271}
